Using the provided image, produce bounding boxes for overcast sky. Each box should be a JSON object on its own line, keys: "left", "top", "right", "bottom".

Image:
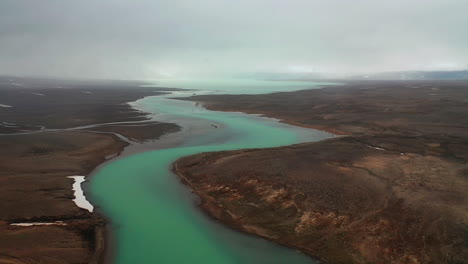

{"left": 1, "top": 0, "right": 467, "bottom": 79}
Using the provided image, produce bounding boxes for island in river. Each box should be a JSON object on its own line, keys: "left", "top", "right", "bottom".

{"left": 0, "top": 77, "right": 180, "bottom": 264}
{"left": 175, "top": 80, "right": 468, "bottom": 264}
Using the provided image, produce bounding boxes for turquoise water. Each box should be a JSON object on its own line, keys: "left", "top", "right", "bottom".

{"left": 89, "top": 80, "right": 334, "bottom": 263}
{"left": 145, "top": 77, "right": 338, "bottom": 94}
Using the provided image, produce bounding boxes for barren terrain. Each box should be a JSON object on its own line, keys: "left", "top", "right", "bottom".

{"left": 175, "top": 80, "right": 468, "bottom": 263}
{"left": 0, "top": 78, "right": 180, "bottom": 264}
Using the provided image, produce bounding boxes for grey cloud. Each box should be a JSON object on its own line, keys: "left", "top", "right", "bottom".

{"left": 0, "top": 0, "right": 467, "bottom": 79}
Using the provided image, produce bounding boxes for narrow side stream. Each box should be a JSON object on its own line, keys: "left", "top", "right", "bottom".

{"left": 89, "top": 80, "right": 335, "bottom": 264}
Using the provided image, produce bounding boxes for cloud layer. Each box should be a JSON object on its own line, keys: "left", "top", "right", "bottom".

{"left": 1, "top": 0, "right": 467, "bottom": 79}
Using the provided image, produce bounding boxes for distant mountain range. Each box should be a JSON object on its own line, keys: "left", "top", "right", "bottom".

{"left": 239, "top": 70, "right": 468, "bottom": 81}
{"left": 236, "top": 72, "right": 326, "bottom": 81}
{"left": 349, "top": 70, "right": 468, "bottom": 80}
{"left": 2, "top": 70, "right": 468, "bottom": 85}
{"left": 0, "top": 75, "right": 149, "bottom": 88}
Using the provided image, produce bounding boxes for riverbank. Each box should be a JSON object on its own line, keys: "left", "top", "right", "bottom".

{"left": 87, "top": 81, "right": 333, "bottom": 264}
{"left": 0, "top": 131, "right": 124, "bottom": 263}
{"left": 0, "top": 78, "right": 181, "bottom": 264}
{"left": 174, "top": 80, "right": 468, "bottom": 263}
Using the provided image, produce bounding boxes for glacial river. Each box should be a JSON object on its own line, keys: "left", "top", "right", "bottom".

{"left": 89, "top": 79, "right": 335, "bottom": 264}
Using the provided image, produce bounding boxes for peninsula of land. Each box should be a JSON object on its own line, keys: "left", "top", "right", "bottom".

{"left": 175, "top": 80, "right": 468, "bottom": 264}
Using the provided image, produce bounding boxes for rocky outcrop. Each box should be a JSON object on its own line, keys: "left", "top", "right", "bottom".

{"left": 174, "top": 136, "right": 468, "bottom": 264}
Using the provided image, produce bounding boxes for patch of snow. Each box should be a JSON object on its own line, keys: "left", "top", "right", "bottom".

{"left": 0, "top": 104, "right": 12, "bottom": 108}
{"left": 82, "top": 91, "right": 93, "bottom": 94}
{"left": 31, "top": 92, "right": 45, "bottom": 96}
{"left": 368, "top": 145, "right": 385, "bottom": 151}
{"left": 10, "top": 221, "right": 66, "bottom": 226}
{"left": 0, "top": 122, "right": 18, "bottom": 127}
{"left": 68, "top": 176, "right": 94, "bottom": 212}
{"left": 105, "top": 153, "right": 119, "bottom": 160}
